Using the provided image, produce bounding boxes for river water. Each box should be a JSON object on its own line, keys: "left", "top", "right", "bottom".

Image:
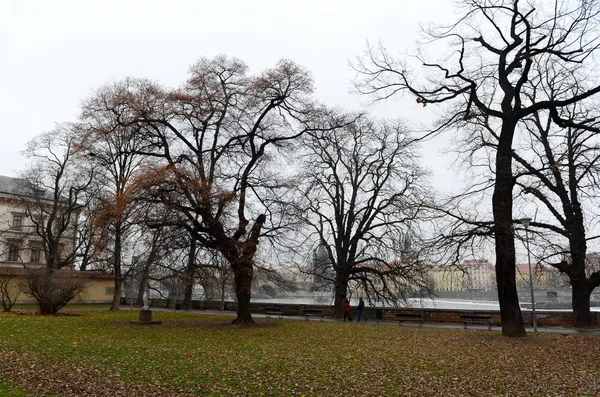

{"left": 251, "top": 296, "right": 600, "bottom": 312}
{"left": 250, "top": 296, "right": 500, "bottom": 310}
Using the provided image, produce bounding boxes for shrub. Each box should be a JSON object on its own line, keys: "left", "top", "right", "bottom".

{"left": 20, "top": 268, "right": 87, "bottom": 315}
{"left": 0, "top": 276, "right": 19, "bottom": 312}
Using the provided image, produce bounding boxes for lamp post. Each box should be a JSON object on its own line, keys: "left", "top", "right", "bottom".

{"left": 519, "top": 217, "right": 537, "bottom": 332}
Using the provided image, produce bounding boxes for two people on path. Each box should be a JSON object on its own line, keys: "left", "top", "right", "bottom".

{"left": 342, "top": 296, "right": 368, "bottom": 322}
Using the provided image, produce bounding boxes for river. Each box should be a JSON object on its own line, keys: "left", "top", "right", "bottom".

{"left": 251, "top": 296, "right": 600, "bottom": 311}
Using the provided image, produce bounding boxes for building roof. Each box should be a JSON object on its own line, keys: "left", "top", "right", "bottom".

{"left": 516, "top": 263, "right": 547, "bottom": 273}
{"left": 0, "top": 175, "right": 68, "bottom": 204}
{"left": 0, "top": 267, "right": 114, "bottom": 280}
{"left": 0, "top": 175, "right": 28, "bottom": 196}
{"left": 463, "top": 259, "right": 491, "bottom": 265}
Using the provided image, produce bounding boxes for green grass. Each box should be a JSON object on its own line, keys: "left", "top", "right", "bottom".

{"left": 11, "top": 302, "right": 111, "bottom": 310}
{"left": 0, "top": 378, "right": 27, "bottom": 397}
{"left": 0, "top": 310, "right": 599, "bottom": 396}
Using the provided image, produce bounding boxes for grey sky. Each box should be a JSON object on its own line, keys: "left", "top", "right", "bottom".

{"left": 0, "top": 0, "right": 456, "bottom": 187}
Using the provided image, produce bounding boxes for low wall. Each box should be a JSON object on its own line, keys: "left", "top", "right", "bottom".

{"left": 122, "top": 298, "right": 599, "bottom": 327}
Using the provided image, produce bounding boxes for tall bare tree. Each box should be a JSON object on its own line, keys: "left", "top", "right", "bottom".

{"left": 355, "top": 0, "right": 600, "bottom": 336}
{"left": 95, "top": 56, "right": 329, "bottom": 323}
{"left": 18, "top": 124, "right": 91, "bottom": 314}
{"left": 512, "top": 101, "right": 600, "bottom": 326}
{"left": 79, "top": 87, "right": 156, "bottom": 310}
{"left": 20, "top": 124, "right": 91, "bottom": 270}
{"left": 293, "top": 117, "right": 430, "bottom": 318}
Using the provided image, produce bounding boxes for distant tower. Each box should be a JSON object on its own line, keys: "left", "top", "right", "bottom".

{"left": 400, "top": 231, "right": 413, "bottom": 262}
{"left": 312, "top": 243, "right": 333, "bottom": 289}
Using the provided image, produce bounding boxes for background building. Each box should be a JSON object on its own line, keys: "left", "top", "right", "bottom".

{"left": 0, "top": 175, "right": 113, "bottom": 304}
{"left": 430, "top": 259, "right": 495, "bottom": 292}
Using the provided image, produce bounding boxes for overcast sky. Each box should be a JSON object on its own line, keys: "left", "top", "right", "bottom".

{"left": 1, "top": 0, "right": 459, "bottom": 188}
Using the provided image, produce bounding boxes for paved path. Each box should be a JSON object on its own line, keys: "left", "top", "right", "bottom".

{"left": 127, "top": 306, "right": 600, "bottom": 335}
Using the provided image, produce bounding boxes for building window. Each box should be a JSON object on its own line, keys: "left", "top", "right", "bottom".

{"left": 105, "top": 287, "right": 115, "bottom": 296}
{"left": 11, "top": 214, "right": 22, "bottom": 230}
{"left": 7, "top": 243, "right": 20, "bottom": 262}
{"left": 32, "top": 216, "right": 43, "bottom": 232}
{"left": 30, "top": 247, "right": 41, "bottom": 263}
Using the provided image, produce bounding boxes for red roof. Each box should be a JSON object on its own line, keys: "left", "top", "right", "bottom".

{"left": 515, "top": 263, "right": 546, "bottom": 273}
{"left": 0, "top": 267, "right": 114, "bottom": 280}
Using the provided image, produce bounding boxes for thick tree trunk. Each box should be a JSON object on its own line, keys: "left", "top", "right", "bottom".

{"left": 231, "top": 260, "right": 254, "bottom": 324}
{"left": 183, "top": 280, "right": 193, "bottom": 310}
{"left": 567, "top": 212, "right": 593, "bottom": 327}
{"left": 214, "top": 214, "right": 264, "bottom": 323}
{"left": 572, "top": 280, "right": 593, "bottom": 327}
{"left": 110, "top": 270, "right": 122, "bottom": 311}
{"left": 333, "top": 274, "right": 349, "bottom": 319}
{"left": 38, "top": 267, "right": 55, "bottom": 315}
{"left": 493, "top": 120, "right": 526, "bottom": 337}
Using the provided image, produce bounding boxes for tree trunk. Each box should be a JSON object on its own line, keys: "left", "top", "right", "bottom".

{"left": 183, "top": 238, "right": 196, "bottom": 310}
{"left": 109, "top": 223, "right": 123, "bottom": 311}
{"left": 183, "top": 280, "right": 193, "bottom": 310}
{"left": 572, "top": 280, "right": 593, "bottom": 327}
{"left": 333, "top": 274, "right": 349, "bottom": 319}
{"left": 39, "top": 267, "right": 55, "bottom": 315}
{"left": 493, "top": 120, "right": 526, "bottom": 337}
{"left": 567, "top": 211, "right": 593, "bottom": 327}
{"left": 220, "top": 278, "right": 226, "bottom": 311}
{"left": 110, "top": 271, "right": 122, "bottom": 311}
{"left": 231, "top": 260, "right": 254, "bottom": 323}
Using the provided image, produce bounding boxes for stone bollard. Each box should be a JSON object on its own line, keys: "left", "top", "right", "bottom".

{"left": 139, "top": 309, "right": 153, "bottom": 322}
{"left": 130, "top": 309, "right": 161, "bottom": 325}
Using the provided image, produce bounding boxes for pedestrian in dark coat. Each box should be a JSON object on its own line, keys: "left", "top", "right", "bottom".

{"left": 357, "top": 297, "right": 368, "bottom": 322}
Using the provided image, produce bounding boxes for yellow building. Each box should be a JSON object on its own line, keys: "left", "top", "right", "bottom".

{"left": 515, "top": 263, "right": 552, "bottom": 290}
{"left": 430, "top": 265, "right": 465, "bottom": 292}
{"left": 0, "top": 267, "right": 114, "bottom": 304}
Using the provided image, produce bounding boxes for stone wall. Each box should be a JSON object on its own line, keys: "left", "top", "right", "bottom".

{"left": 126, "top": 298, "right": 599, "bottom": 327}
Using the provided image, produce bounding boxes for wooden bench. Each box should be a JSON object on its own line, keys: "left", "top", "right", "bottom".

{"left": 264, "top": 307, "right": 283, "bottom": 318}
{"left": 460, "top": 314, "right": 492, "bottom": 330}
{"left": 394, "top": 312, "right": 423, "bottom": 327}
{"left": 303, "top": 309, "right": 324, "bottom": 321}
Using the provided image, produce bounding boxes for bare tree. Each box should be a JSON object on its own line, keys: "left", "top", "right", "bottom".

{"left": 293, "top": 117, "right": 430, "bottom": 318}
{"left": 97, "top": 56, "right": 331, "bottom": 323}
{"left": 17, "top": 124, "right": 92, "bottom": 314}
{"left": 79, "top": 88, "right": 156, "bottom": 310}
{"left": 355, "top": 0, "right": 600, "bottom": 336}
{"left": 20, "top": 269, "right": 87, "bottom": 315}
{"left": 511, "top": 101, "right": 600, "bottom": 326}
{"left": 20, "top": 124, "right": 91, "bottom": 270}
{"left": 0, "top": 274, "right": 19, "bottom": 312}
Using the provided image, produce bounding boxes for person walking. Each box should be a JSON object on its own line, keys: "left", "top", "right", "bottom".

{"left": 343, "top": 298, "right": 352, "bottom": 322}
{"left": 357, "top": 297, "right": 368, "bottom": 322}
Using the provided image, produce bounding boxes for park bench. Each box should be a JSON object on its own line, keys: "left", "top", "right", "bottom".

{"left": 303, "top": 308, "right": 324, "bottom": 321}
{"left": 394, "top": 312, "right": 423, "bottom": 327}
{"left": 460, "top": 313, "right": 492, "bottom": 330}
{"left": 264, "top": 307, "right": 283, "bottom": 318}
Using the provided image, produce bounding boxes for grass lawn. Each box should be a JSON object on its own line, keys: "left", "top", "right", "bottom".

{"left": 0, "top": 310, "right": 599, "bottom": 396}
{"left": 0, "top": 378, "right": 27, "bottom": 397}
{"left": 11, "top": 303, "right": 111, "bottom": 310}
